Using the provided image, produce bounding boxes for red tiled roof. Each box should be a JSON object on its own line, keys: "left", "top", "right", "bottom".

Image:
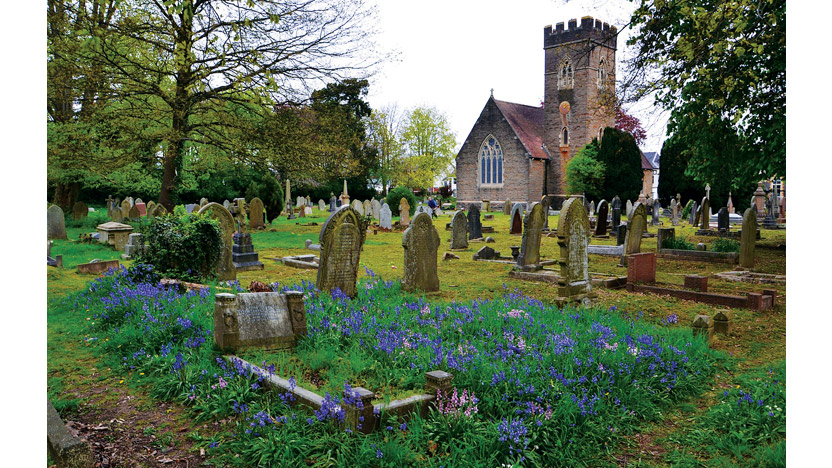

{"left": 493, "top": 99, "right": 547, "bottom": 160}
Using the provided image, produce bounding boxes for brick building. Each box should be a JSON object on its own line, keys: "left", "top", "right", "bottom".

{"left": 456, "top": 16, "right": 617, "bottom": 209}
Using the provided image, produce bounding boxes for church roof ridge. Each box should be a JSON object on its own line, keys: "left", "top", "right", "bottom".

{"left": 491, "top": 98, "right": 547, "bottom": 160}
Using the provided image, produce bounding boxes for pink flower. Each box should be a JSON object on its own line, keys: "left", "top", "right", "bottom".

{"left": 218, "top": 377, "right": 228, "bottom": 389}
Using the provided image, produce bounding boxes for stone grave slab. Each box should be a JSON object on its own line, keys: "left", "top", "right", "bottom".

{"left": 214, "top": 291, "right": 307, "bottom": 352}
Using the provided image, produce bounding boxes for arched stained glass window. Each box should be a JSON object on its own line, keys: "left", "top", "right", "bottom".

{"left": 479, "top": 135, "right": 504, "bottom": 187}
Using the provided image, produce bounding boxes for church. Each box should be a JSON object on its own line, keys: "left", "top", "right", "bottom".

{"left": 455, "top": 16, "right": 618, "bottom": 210}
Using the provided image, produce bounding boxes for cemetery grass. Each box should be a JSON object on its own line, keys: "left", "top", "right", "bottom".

{"left": 47, "top": 209, "right": 786, "bottom": 467}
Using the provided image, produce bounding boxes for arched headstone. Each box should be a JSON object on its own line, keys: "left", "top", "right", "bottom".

{"left": 47, "top": 205, "right": 68, "bottom": 240}
{"left": 150, "top": 203, "right": 167, "bottom": 219}
{"left": 249, "top": 197, "right": 265, "bottom": 230}
{"left": 450, "top": 210, "right": 468, "bottom": 249}
{"left": 351, "top": 199, "right": 364, "bottom": 216}
{"left": 363, "top": 200, "right": 372, "bottom": 217}
{"left": 510, "top": 203, "right": 524, "bottom": 235}
{"left": 319, "top": 199, "right": 326, "bottom": 211}
{"left": 556, "top": 198, "right": 592, "bottom": 304}
{"left": 379, "top": 203, "right": 392, "bottom": 230}
{"left": 317, "top": 207, "right": 366, "bottom": 298}
{"left": 121, "top": 199, "right": 131, "bottom": 219}
{"left": 402, "top": 212, "right": 440, "bottom": 292}
{"left": 467, "top": 203, "right": 482, "bottom": 240}
{"left": 197, "top": 203, "right": 236, "bottom": 281}
{"left": 399, "top": 198, "right": 411, "bottom": 227}
{"left": 595, "top": 200, "right": 609, "bottom": 236}
{"left": 625, "top": 200, "right": 633, "bottom": 219}
{"left": 371, "top": 199, "right": 381, "bottom": 221}
{"left": 740, "top": 207, "right": 757, "bottom": 268}
{"left": 72, "top": 201, "right": 89, "bottom": 221}
{"left": 540, "top": 196, "right": 551, "bottom": 229}
{"left": 700, "top": 196, "right": 710, "bottom": 230}
{"left": 517, "top": 202, "right": 545, "bottom": 268}
{"left": 128, "top": 205, "right": 141, "bottom": 221}
{"left": 621, "top": 202, "right": 647, "bottom": 265}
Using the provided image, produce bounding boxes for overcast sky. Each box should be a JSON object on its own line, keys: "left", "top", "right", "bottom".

{"left": 365, "top": 0, "right": 669, "bottom": 154}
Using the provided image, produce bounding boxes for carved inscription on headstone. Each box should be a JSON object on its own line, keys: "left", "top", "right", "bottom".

{"left": 450, "top": 210, "right": 468, "bottom": 249}
{"left": 402, "top": 212, "right": 440, "bottom": 292}
{"left": 214, "top": 291, "right": 306, "bottom": 352}
{"left": 517, "top": 202, "right": 545, "bottom": 268}
{"left": 317, "top": 207, "right": 366, "bottom": 298}
{"left": 556, "top": 198, "right": 593, "bottom": 303}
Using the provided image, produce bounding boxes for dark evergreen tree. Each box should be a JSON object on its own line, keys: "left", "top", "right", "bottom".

{"left": 596, "top": 127, "right": 643, "bottom": 202}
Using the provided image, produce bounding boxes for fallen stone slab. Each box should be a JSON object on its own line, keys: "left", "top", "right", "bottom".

{"left": 76, "top": 259, "right": 120, "bottom": 275}
{"left": 47, "top": 399, "right": 93, "bottom": 468}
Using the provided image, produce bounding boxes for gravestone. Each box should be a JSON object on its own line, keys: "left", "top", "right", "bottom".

{"left": 473, "top": 245, "right": 500, "bottom": 260}
{"left": 727, "top": 192, "right": 734, "bottom": 214}
{"left": 657, "top": 227, "right": 675, "bottom": 253}
{"left": 128, "top": 205, "right": 140, "bottom": 221}
{"left": 509, "top": 203, "right": 524, "bottom": 235}
{"left": 120, "top": 199, "right": 131, "bottom": 219}
{"left": 223, "top": 200, "right": 232, "bottom": 210}
{"left": 214, "top": 291, "right": 307, "bottom": 352}
{"left": 135, "top": 198, "right": 143, "bottom": 206}
{"left": 135, "top": 202, "right": 147, "bottom": 217}
{"left": 126, "top": 196, "right": 135, "bottom": 207}
{"left": 284, "top": 180, "right": 294, "bottom": 219}
{"left": 197, "top": 203, "right": 237, "bottom": 281}
{"left": 96, "top": 222, "right": 133, "bottom": 250}
{"left": 540, "top": 196, "right": 551, "bottom": 229}
{"left": 402, "top": 212, "right": 440, "bottom": 292}
{"left": 717, "top": 207, "right": 729, "bottom": 232}
{"left": 594, "top": 200, "right": 609, "bottom": 236}
{"left": 363, "top": 200, "right": 372, "bottom": 218}
{"left": 351, "top": 199, "right": 364, "bottom": 216}
{"left": 329, "top": 196, "right": 337, "bottom": 212}
{"left": 47, "top": 205, "right": 68, "bottom": 240}
{"left": 556, "top": 198, "right": 593, "bottom": 304}
{"left": 185, "top": 204, "right": 196, "bottom": 214}
{"left": 669, "top": 198, "right": 679, "bottom": 225}
{"left": 616, "top": 224, "right": 627, "bottom": 245}
{"left": 298, "top": 201, "right": 306, "bottom": 218}
{"left": 150, "top": 204, "right": 167, "bottom": 218}
{"left": 517, "top": 202, "right": 545, "bottom": 269}
{"left": 651, "top": 199, "right": 661, "bottom": 225}
{"left": 621, "top": 202, "right": 647, "bottom": 266}
{"left": 778, "top": 194, "right": 786, "bottom": 222}
{"left": 199, "top": 197, "right": 208, "bottom": 208}
{"left": 111, "top": 206, "right": 123, "bottom": 222}
{"left": 611, "top": 195, "right": 621, "bottom": 211}
{"left": 124, "top": 233, "right": 145, "bottom": 258}
{"left": 296, "top": 196, "right": 305, "bottom": 208}
{"left": 105, "top": 195, "right": 115, "bottom": 217}
{"left": 319, "top": 199, "right": 326, "bottom": 211}
{"left": 503, "top": 200, "right": 512, "bottom": 216}
{"left": 692, "top": 201, "right": 700, "bottom": 226}
{"left": 399, "top": 198, "right": 411, "bottom": 227}
{"left": 450, "top": 210, "right": 469, "bottom": 249}
{"left": 379, "top": 203, "right": 392, "bottom": 230}
{"left": 232, "top": 232, "right": 265, "bottom": 271}
{"left": 317, "top": 206, "right": 366, "bottom": 298}
{"left": 588, "top": 200, "right": 595, "bottom": 217}
{"left": 146, "top": 200, "right": 156, "bottom": 216}
{"left": 72, "top": 201, "right": 88, "bottom": 221}
{"left": 625, "top": 200, "right": 633, "bottom": 219}
{"left": 700, "top": 197, "right": 710, "bottom": 230}
{"left": 611, "top": 208, "right": 621, "bottom": 236}
{"left": 467, "top": 203, "right": 482, "bottom": 240}
{"left": 248, "top": 197, "right": 265, "bottom": 230}
{"left": 482, "top": 200, "right": 490, "bottom": 212}
{"left": 371, "top": 199, "right": 381, "bottom": 221}
{"left": 739, "top": 207, "right": 757, "bottom": 268}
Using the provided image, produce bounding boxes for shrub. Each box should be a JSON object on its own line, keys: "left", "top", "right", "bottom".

{"left": 711, "top": 238, "right": 740, "bottom": 253}
{"left": 662, "top": 236, "right": 696, "bottom": 250}
{"left": 566, "top": 139, "right": 605, "bottom": 200}
{"left": 135, "top": 214, "right": 223, "bottom": 281}
{"left": 386, "top": 186, "right": 417, "bottom": 217}
{"left": 681, "top": 199, "right": 694, "bottom": 220}
{"left": 597, "top": 127, "right": 644, "bottom": 201}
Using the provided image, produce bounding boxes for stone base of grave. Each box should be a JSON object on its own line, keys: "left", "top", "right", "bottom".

{"left": 657, "top": 249, "right": 738, "bottom": 264}
{"left": 513, "top": 263, "right": 543, "bottom": 272}
{"left": 279, "top": 255, "right": 319, "bottom": 269}
{"left": 77, "top": 259, "right": 120, "bottom": 275}
{"left": 232, "top": 233, "right": 264, "bottom": 271}
{"left": 592, "top": 234, "right": 610, "bottom": 239}
{"left": 554, "top": 292, "right": 596, "bottom": 309}
{"left": 481, "top": 226, "right": 495, "bottom": 233}
{"left": 626, "top": 283, "right": 776, "bottom": 311}
{"left": 508, "top": 269, "right": 559, "bottom": 283}
{"left": 48, "top": 399, "right": 93, "bottom": 468}
{"left": 713, "top": 271, "right": 785, "bottom": 285}
{"left": 587, "top": 245, "right": 624, "bottom": 256}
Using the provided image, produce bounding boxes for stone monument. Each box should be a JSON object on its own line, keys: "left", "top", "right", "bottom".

{"left": 401, "top": 212, "right": 440, "bottom": 292}
{"left": 316, "top": 206, "right": 366, "bottom": 298}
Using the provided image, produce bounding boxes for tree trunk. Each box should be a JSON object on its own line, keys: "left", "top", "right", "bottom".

{"left": 53, "top": 181, "right": 79, "bottom": 210}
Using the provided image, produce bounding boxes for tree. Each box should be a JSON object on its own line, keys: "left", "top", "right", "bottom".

{"left": 565, "top": 139, "right": 605, "bottom": 200}
{"left": 625, "top": 0, "right": 785, "bottom": 183}
{"left": 656, "top": 135, "right": 700, "bottom": 205}
{"left": 90, "top": 0, "right": 381, "bottom": 209}
{"left": 366, "top": 104, "right": 405, "bottom": 196}
{"left": 397, "top": 107, "right": 457, "bottom": 191}
{"left": 614, "top": 106, "right": 647, "bottom": 146}
{"left": 596, "top": 127, "right": 643, "bottom": 202}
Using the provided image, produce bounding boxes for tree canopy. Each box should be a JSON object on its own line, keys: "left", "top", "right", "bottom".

{"left": 565, "top": 139, "right": 605, "bottom": 200}
{"left": 625, "top": 0, "right": 785, "bottom": 185}
{"left": 596, "top": 127, "right": 644, "bottom": 202}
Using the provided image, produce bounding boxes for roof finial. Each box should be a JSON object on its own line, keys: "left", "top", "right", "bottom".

{"left": 490, "top": 88, "right": 494, "bottom": 98}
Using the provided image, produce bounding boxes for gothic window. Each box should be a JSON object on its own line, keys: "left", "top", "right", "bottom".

{"left": 479, "top": 135, "right": 503, "bottom": 187}
{"left": 562, "top": 127, "right": 569, "bottom": 146}
{"left": 597, "top": 58, "right": 607, "bottom": 89}
{"left": 559, "top": 57, "right": 574, "bottom": 89}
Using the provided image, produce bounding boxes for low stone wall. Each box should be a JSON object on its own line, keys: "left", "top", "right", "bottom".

{"left": 626, "top": 284, "right": 776, "bottom": 311}
{"left": 657, "top": 249, "right": 738, "bottom": 264}
{"left": 76, "top": 260, "right": 120, "bottom": 275}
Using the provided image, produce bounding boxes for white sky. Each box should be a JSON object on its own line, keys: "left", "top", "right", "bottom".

{"left": 366, "top": 0, "right": 668, "bottom": 153}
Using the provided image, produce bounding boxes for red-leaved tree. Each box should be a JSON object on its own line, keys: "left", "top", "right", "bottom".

{"left": 615, "top": 107, "right": 647, "bottom": 146}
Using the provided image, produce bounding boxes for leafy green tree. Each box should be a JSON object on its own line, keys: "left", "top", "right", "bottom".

{"left": 366, "top": 104, "right": 405, "bottom": 196}
{"left": 566, "top": 139, "right": 605, "bottom": 200}
{"left": 596, "top": 128, "right": 643, "bottom": 202}
{"left": 625, "top": 0, "right": 785, "bottom": 183}
{"left": 88, "top": 0, "right": 381, "bottom": 210}
{"left": 386, "top": 186, "right": 417, "bottom": 217}
{"left": 656, "top": 136, "right": 700, "bottom": 205}
{"left": 398, "top": 107, "right": 457, "bottom": 191}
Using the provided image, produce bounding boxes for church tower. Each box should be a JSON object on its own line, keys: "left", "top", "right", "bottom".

{"left": 543, "top": 16, "right": 617, "bottom": 195}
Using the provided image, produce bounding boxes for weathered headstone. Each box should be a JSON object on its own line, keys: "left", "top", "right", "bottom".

{"left": 150, "top": 203, "right": 167, "bottom": 218}
{"left": 351, "top": 199, "right": 364, "bottom": 216}
{"left": 47, "top": 205, "right": 68, "bottom": 240}
{"left": 517, "top": 202, "right": 545, "bottom": 269}
{"left": 700, "top": 197, "right": 710, "bottom": 230}
{"left": 329, "top": 195, "right": 337, "bottom": 212}
{"left": 379, "top": 203, "right": 392, "bottom": 230}
{"left": 402, "top": 212, "right": 440, "bottom": 292}
{"left": 96, "top": 222, "right": 133, "bottom": 250}
{"left": 223, "top": 199, "right": 232, "bottom": 210}
{"left": 185, "top": 204, "right": 196, "bottom": 214}
{"left": 509, "top": 203, "right": 524, "bottom": 235}
{"left": 503, "top": 200, "right": 512, "bottom": 216}
{"left": 111, "top": 205, "right": 124, "bottom": 222}
{"left": 467, "top": 203, "right": 482, "bottom": 240}
{"left": 594, "top": 200, "right": 609, "bottom": 236}
{"left": 669, "top": 198, "right": 679, "bottom": 225}
{"left": 692, "top": 201, "right": 700, "bottom": 226}
{"left": 399, "top": 198, "right": 411, "bottom": 227}
{"left": 120, "top": 199, "right": 131, "bottom": 219}
{"left": 197, "top": 203, "right": 237, "bottom": 281}
{"left": 199, "top": 197, "right": 209, "bottom": 208}
{"left": 657, "top": 227, "right": 675, "bottom": 253}
{"left": 753, "top": 182, "right": 766, "bottom": 220}
{"left": 296, "top": 196, "right": 305, "bottom": 209}
{"left": 651, "top": 199, "right": 661, "bottom": 226}
{"left": 616, "top": 224, "right": 627, "bottom": 245}
{"left": 371, "top": 199, "right": 381, "bottom": 220}
{"left": 778, "top": 194, "right": 786, "bottom": 222}
{"left": 540, "top": 196, "right": 551, "bottom": 229}
{"left": 621, "top": 202, "right": 647, "bottom": 266}
{"left": 249, "top": 197, "right": 265, "bottom": 230}
{"left": 611, "top": 208, "right": 621, "bottom": 236}
{"left": 146, "top": 200, "right": 156, "bottom": 215}
{"left": 482, "top": 200, "right": 490, "bottom": 212}
{"left": 588, "top": 200, "right": 595, "bottom": 217}
{"left": 556, "top": 198, "right": 593, "bottom": 304}
{"left": 450, "top": 210, "right": 469, "bottom": 249}
{"left": 135, "top": 202, "right": 147, "bottom": 217}
{"left": 128, "top": 205, "right": 141, "bottom": 221}
{"left": 739, "top": 207, "right": 757, "bottom": 268}
{"left": 232, "top": 232, "right": 264, "bottom": 271}
{"left": 473, "top": 245, "right": 500, "bottom": 260}
{"left": 72, "top": 201, "right": 88, "bottom": 221}
{"left": 363, "top": 200, "right": 372, "bottom": 218}
{"left": 214, "top": 291, "right": 307, "bottom": 352}
{"left": 717, "top": 207, "right": 729, "bottom": 232}
{"left": 611, "top": 195, "right": 621, "bottom": 210}
{"left": 124, "top": 233, "right": 145, "bottom": 258}
{"left": 319, "top": 199, "right": 326, "bottom": 211}
{"left": 626, "top": 200, "right": 633, "bottom": 219}
{"left": 317, "top": 206, "right": 366, "bottom": 298}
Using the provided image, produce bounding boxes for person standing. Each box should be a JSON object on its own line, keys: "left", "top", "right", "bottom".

{"left": 427, "top": 196, "right": 437, "bottom": 218}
